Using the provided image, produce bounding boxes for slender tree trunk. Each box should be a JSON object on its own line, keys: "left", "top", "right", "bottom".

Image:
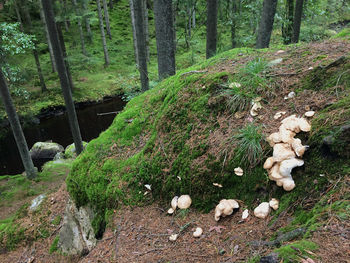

{"left": 282, "top": 0, "right": 294, "bottom": 44}
{"left": 21, "top": 2, "right": 47, "bottom": 92}
{"left": 132, "top": 0, "right": 149, "bottom": 91}
{"left": 154, "top": 0, "right": 176, "bottom": 80}
{"left": 192, "top": 4, "right": 196, "bottom": 29}
{"left": 41, "top": 0, "right": 84, "bottom": 155}
{"left": 142, "top": 0, "right": 150, "bottom": 62}
{"left": 292, "top": 0, "right": 304, "bottom": 43}
{"left": 129, "top": 0, "right": 138, "bottom": 64}
{"left": 97, "top": 0, "right": 110, "bottom": 66}
{"left": 173, "top": 0, "right": 178, "bottom": 52}
{"left": 57, "top": 23, "right": 74, "bottom": 91}
{"left": 62, "top": 0, "right": 70, "bottom": 31}
{"left": 109, "top": 0, "right": 114, "bottom": 9}
{"left": 39, "top": 2, "right": 56, "bottom": 73}
{"left": 73, "top": 0, "right": 87, "bottom": 55}
{"left": 14, "top": 1, "right": 24, "bottom": 31}
{"left": 82, "top": 0, "right": 93, "bottom": 43}
{"left": 0, "top": 70, "right": 37, "bottom": 179}
{"left": 229, "top": 0, "right": 238, "bottom": 48}
{"left": 102, "top": 0, "right": 112, "bottom": 40}
{"left": 256, "top": 0, "right": 278, "bottom": 48}
{"left": 187, "top": 4, "right": 191, "bottom": 38}
{"left": 206, "top": 0, "right": 218, "bottom": 59}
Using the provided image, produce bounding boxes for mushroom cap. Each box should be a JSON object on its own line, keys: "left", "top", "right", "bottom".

{"left": 305, "top": 111, "right": 315, "bottom": 117}
{"left": 193, "top": 227, "right": 203, "bottom": 238}
{"left": 234, "top": 167, "right": 244, "bottom": 176}
{"left": 263, "top": 157, "right": 276, "bottom": 170}
{"left": 279, "top": 126, "right": 296, "bottom": 144}
{"left": 279, "top": 158, "right": 304, "bottom": 177}
{"left": 273, "top": 143, "right": 295, "bottom": 162}
{"left": 267, "top": 132, "right": 282, "bottom": 147}
{"left": 298, "top": 118, "right": 311, "bottom": 132}
{"left": 242, "top": 209, "right": 249, "bottom": 220}
{"left": 177, "top": 195, "right": 192, "bottom": 209}
{"left": 171, "top": 196, "right": 179, "bottom": 210}
{"left": 169, "top": 234, "right": 178, "bottom": 242}
{"left": 281, "top": 178, "right": 296, "bottom": 191}
{"left": 269, "top": 163, "right": 283, "bottom": 180}
{"left": 281, "top": 115, "right": 301, "bottom": 133}
{"left": 274, "top": 111, "right": 286, "bottom": 120}
{"left": 250, "top": 101, "right": 262, "bottom": 117}
{"left": 168, "top": 208, "right": 175, "bottom": 214}
{"left": 291, "top": 138, "right": 308, "bottom": 157}
{"left": 269, "top": 198, "right": 279, "bottom": 210}
{"left": 254, "top": 202, "right": 271, "bottom": 219}
{"left": 214, "top": 199, "right": 239, "bottom": 221}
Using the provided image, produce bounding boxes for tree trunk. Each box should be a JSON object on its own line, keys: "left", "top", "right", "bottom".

{"left": 62, "top": 0, "right": 70, "bottom": 31}
{"left": 292, "top": 0, "right": 304, "bottom": 43}
{"left": 109, "top": 0, "right": 114, "bottom": 9}
{"left": 206, "top": 0, "right": 218, "bottom": 59}
{"left": 14, "top": 1, "right": 24, "bottom": 31}
{"left": 41, "top": 0, "right": 84, "bottom": 156}
{"left": 187, "top": 4, "right": 191, "bottom": 38}
{"left": 154, "top": 0, "right": 176, "bottom": 80}
{"left": 173, "top": 0, "right": 178, "bottom": 52}
{"left": 256, "top": 0, "right": 278, "bottom": 48}
{"left": 97, "top": 0, "right": 110, "bottom": 66}
{"left": 82, "top": 0, "right": 93, "bottom": 43}
{"left": 282, "top": 0, "right": 294, "bottom": 44}
{"left": 192, "top": 4, "right": 196, "bottom": 29}
{"left": 229, "top": 0, "right": 238, "bottom": 48}
{"left": 142, "top": 0, "right": 150, "bottom": 62}
{"left": 57, "top": 23, "right": 74, "bottom": 91}
{"left": 102, "top": 0, "right": 112, "bottom": 40}
{"left": 132, "top": 0, "right": 149, "bottom": 91}
{"left": 0, "top": 70, "right": 37, "bottom": 179}
{"left": 72, "top": 0, "right": 87, "bottom": 56}
{"left": 129, "top": 0, "right": 138, "bottom": 64}
{"left": 21, "top": 2, "right": 47, "bottom": 92}
{"left": 39, "top": 1, "right": 56, "bottom": 73}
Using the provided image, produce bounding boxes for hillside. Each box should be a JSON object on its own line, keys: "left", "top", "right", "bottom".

{"left": 1, "top": 39, "right": 349, "bottom": 263}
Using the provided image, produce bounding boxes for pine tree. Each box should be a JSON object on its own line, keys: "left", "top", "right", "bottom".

{"left": 206, "top": 0, "right": 218, "bottom": 59}
{"left": 256, "top": 0, "right": 278, "bottom": 48}
{"left": 292, "top": 0, "right": 304, "bottom": 43}
{"left": 97, "top": 0, "right": 110, "bottom": 66}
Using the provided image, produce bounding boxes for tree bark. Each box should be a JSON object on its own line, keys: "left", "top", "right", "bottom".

{"left": 142, "top": 0, "right": 150, "bottom": 62}
{"left": 132, "top": 0, "right": 149, "bottom": 91}
{"left": 229, "top": 0, "right": 238, "bottom": 48}
{"left": 282, "top": 0, "right": 294, "bottom": 44}
{"left": 97, "top": 0, "right": 110, "bottom": 66}
{"left": 39, "top": 1, "right": 56, "bottom": 73}
{"left": 154, "top": 0, "right": 176, "bottom": 80}
{"left": 256, "top": 0, "right": 278, "bottom": 48}
{"left": 129, "top": 0, "right": 138, "bottom": 64}
{"left": 0, "top": 70, "right": 37, "bottom": 179}
{"left": 82, "top": 0, "right": 93, "bottom": 43}
{"left": 62, "top": 0, "right": 70, "bottom": 31}
{"left": 109, "top": 0, "right": 114, "bottom": 9}
{"left": 73, "top": 0, "right": 87, "bottom": 55}
{"left": 206, "top": 0, "right": 218, "bottom": 59}
{"left": 57, "top": 23, "right": 74, "bottom": 91}
{"left": 292, "top": 0, "right": 304, "bottom": 43}
{"left": 14, "top": 1, "right": 24, "bottom": 31}
{"left": 41, "top": 0, "right": 84, "bottom": 155}
{"left": 102, "top": 0, "right": 112, "bottom": 40}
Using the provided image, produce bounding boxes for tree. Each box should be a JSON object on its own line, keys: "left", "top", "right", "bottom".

{"left": 97, "top": 0, "right": 110, "bottom": 66}
{"left": 229, "top": 0, "right": 239, "bottom": 48}
{"left": 0, "top": 69, "right": 37, "bottom": 179}
{"left": 154, "top": 0, "right": 176, "bottom": 80}
{"left": 142, "top": 0, "right": 150, "bottom": 62}
{"left": 41, "top": 0, "right": 84, "bottom": 155}
{"left": 72, "top": 0, "right": 87, "bottom": 56}
{"left": 132, "top": 0, "right": 149, "bottom": 91}
{"left": 206, "top": 0, "right": 218, "bottom": 59}
{"left": 102, "top": 0, "right": 112, "bottom": 40}
{"left": 82, "top": 0, "right": 93, "bottom": 43}
{"left": 282, "top": 0, "right": 294, "bottom": 44}
{"left": 292, "top": 0, "right": 304, "bottom": 43}
{"left": 129, "top": 0, "right": 138, "bottom": 64}
{"left": 256, "top": 0, "right": 278, "bottom": 48}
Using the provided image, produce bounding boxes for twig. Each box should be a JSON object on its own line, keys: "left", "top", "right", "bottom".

{"left": 97, "top": 111, "right": 120, "bottom": 116}
{"left": 180, "top": 70, "right": 208, "bottom": 76}
{"left": 50, "top": 224, "right": 63, "bottom": 237}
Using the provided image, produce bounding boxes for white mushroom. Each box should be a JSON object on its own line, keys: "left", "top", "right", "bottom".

{"left": 291, "top": 138, "right": 308, "bottom": 157}
{"left": 193, "top": 227, "right": 203, "bottom": 238}
{"left": 214, "top": 199, "right": 239, "bottom": 221}
{"left": 229, "top": 82, "right": 241, "bottom": 88}
{"left": 250, "top": 101, "right": 262, "bottom": 117}
{"left": 171, "top": 196, "right": 179, "bottom": 210}
{"left": 263, "top": 157, "right": 276, "bottom": 170}
{"left": 305, "top": 111, "right": 315, "bottom": 117}
{"left": 284, "top": 91, "right": 296, "bottom": 100}
{"left": 234, "top": 167, "right": 244, "bottom": 176}
{"left": 213, "top": 183, "right": 223, "bottom": 188}
{"left": 267, "top": 132, "right": 282, "bottom": 147}
{"left": 273, "top": 143, "right": 295, "bottom": 162}
{"left": 254, "top": 202, "right": 271, "bottom": 219}
{"left": 167, "top": 208, "right": 175, "bottom": 214}
{"left": 242, "top": 209, "right": 249, "bottom": 220}
{"left": 144, "top": 184, "right": 151, "bottom": 191}
{"left": 274, "top": 111, "right": 286, "bottom": 120}
{"left": 169, "top": 234, "right": 178, "bottom": 242}
{"left": 269, "top": 198, "right": 279, "bottom": 210}
{"left": 177, "top": 195, "right": 192, "bottom": 209}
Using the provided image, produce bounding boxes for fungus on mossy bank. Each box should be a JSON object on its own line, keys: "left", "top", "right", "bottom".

{"left": 214, "top": 199, "right": 239, "bottom": 221}
{"left": 193, "top": 227, "right": 203, "bottom": 238}
{"left": 177, "top": 195, "right": 192, "bottom": 209}
{"left": 254, "top": 202, "right": 270, "bottom": 219}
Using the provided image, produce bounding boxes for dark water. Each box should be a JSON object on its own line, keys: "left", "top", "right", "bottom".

{"left": 0, "top": 96, "right": 126, "bottom": 176}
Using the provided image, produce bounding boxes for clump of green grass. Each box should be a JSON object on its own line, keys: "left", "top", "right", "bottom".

{"left": 231, "top": 123, "right": 266, "bottom": 168}
{"left": 49, "top": 236, "right": 59, "bottom": 254}
{"left": 219, "top": 83, "right": 255, "bottom": 113}
{"left": 238, "top": 58, "right": 269, "bottom": 93}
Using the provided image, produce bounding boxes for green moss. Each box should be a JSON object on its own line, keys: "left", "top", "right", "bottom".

{"left": 274, "top": 240, "right": 318, "bottom": 263}
{"left": 52, "top": 215, "right": 62, "bottom": 226}
{"left": 49, "top": 236, "right": 59, "bottom": 254}
{"left": 331, "top": 27, "right": 350, "bottom": 39}
{"left": 0, "top": 221, "right": 26, "bottom": 251}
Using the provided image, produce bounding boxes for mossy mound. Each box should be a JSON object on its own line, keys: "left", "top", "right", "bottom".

{"left": 67, "top": 41, "right": 350, "bottom": 237}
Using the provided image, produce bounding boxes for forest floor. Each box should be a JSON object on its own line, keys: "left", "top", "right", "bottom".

{"left": 0, "top": 39, "right": 349, "bottom": 263}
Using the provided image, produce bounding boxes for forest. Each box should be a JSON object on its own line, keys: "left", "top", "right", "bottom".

{"left": 0, "top": 0, "right": 349, "bottom": 262}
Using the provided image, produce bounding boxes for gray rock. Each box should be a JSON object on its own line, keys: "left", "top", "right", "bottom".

{"left": 29, "top": 194, "right": 46, "bottom": 211}
{"left": 260, "top": 253, "right": 279, "bottom": 263}
{"left": 64, "top": 142, "right": 88, "bottom": 159}
{"left": 267, "top": 58, "right": 283, "bottom": 67}
{"left": 30, "top": 142, "right": 64, "bottom": 159}
{"left": 58, "top": 199, "right": 97, "bottom": 255}
{"left": 322, "top": 124, "right": 350, "bottom": 157}
{"left": 53, "top": 152, "right": 65, "bottom": 161}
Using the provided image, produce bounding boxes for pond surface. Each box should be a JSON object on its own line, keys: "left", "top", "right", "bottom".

{"left": 0, "top": 96, "right": 126, "bottom": 176}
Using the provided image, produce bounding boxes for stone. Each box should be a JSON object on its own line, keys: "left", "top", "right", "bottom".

{"left": 267, "top": 58, "right": 283, "bottom": 67}
{"left": 30, "top": 142, "right": 64, "bottom": 159}
{"left": 322, "top": 124, "right": 350, "bottom": 157}
{"left": 64, "top": 141, "right": 88, "bottom": 159}
{"left": 29, "top": 194, "right": 46, "bottom": 211}
{"left": 58, "top": 199, "right": 97, "bottom": 255}
{"left": 260, "top": 253, "right": 279, "bottom": 263}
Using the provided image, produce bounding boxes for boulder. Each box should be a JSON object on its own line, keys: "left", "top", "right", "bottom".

{"left": 30, "top": 142, "right": 64, "bottom": 159}
{"left": 64, "top": 141, "right": 88, "bottom": 159}
{"left": 58, "top": 199, "right": 97, "bottom": 255}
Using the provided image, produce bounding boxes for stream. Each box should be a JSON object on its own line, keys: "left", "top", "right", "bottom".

{"left": 0, "top": 96, "right": 126, "bottom": 176}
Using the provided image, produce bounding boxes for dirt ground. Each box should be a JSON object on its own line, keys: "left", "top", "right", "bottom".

{"left": 0, "top": 39, "right": 349, "bottom": 263}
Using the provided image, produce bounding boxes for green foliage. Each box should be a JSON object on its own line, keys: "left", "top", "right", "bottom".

{"left": 274, "top": 240, "right": 318, "bottom": 263}
{"left": 0, "top": 220, "right": 26, "bottom": 251}
{"left": 49, "top": 236, "right": 59, "bottom": 254}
